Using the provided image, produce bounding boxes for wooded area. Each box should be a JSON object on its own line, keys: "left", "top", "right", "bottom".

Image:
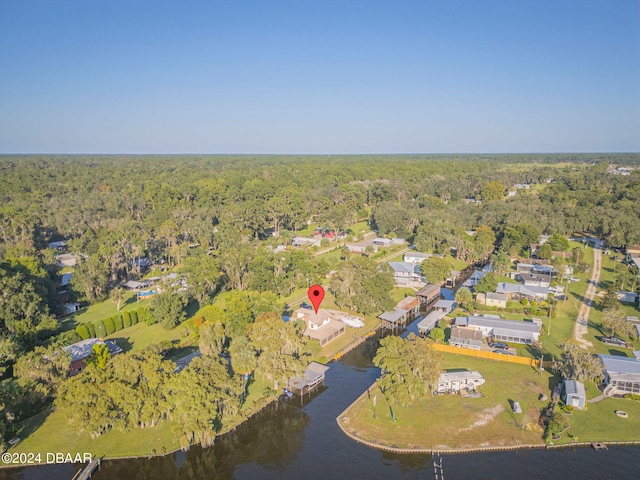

{"left": 0, "top": 153, "right": 638, "bottom": 452}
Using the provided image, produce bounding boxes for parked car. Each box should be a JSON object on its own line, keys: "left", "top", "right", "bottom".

{"left": 600, "top": 336, "right": 626, "bottom": 346}
{"left": 301, "top": 301, "right": 312, "bottom": 310}
{"left": 489, "top": 342, "right": 509, "bottom": 350}
{"left": 493, "top": 349, "right": 515, "bottom": 356}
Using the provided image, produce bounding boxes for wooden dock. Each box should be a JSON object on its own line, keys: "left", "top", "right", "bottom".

{"left": 592, "top": 442, "right": 608, "bottom": 451}
{"left": 72, "top": 457, "right": 100, "bottom": 480}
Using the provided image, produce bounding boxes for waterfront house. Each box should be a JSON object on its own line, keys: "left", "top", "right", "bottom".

{"left": 436, "top": 370, "right": 485, "bottom": 394}
{"left": 294, "top": 308, "right": 345, "bottom": 347}
{"left": 433, "top": 299, "right": 456, "bottom": 314}
{"left": 461, "top": 270, "right": 487, "bottom": 290}
{"left": 562, "top": 379, "right": 586, "bottom": 410}
{"left": 64, "top": 338, "right": 123, "bottom": 376}
{"left": 388, "top": 262, "right": 422, "bottom": 286}
{"left": 599, "top": 354, "right": 640, "bottom": 396}
{"left": 455, "top": 315, "right": 541, "bottom": 344}
{"left": 417, "top": 310, "right": 446, "bottom": 336}
{"left": 416, "top": 283, "right": 441, "bottom": 310}
{"left": 379, "top": 296, "right": 422, "bottom": 330}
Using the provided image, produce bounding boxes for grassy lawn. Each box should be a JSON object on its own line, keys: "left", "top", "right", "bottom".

{"left": 104, "top": 321, "right": 191, "bottom": 353}
{"left": 390, "top": 287, "right": 417, "bottom": 304}
{"left": 318, "top": 314, "right": 380, "bottom": 361}
{"left": 556, "top": 396, "right": 640, "bottom": 444}
{"left": 338, "top": 353, "right": 554, "bottom": 450}
{"left": 59, "top": 292, "right": 148, "bottom": 332}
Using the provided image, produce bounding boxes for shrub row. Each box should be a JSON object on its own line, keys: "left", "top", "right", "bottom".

{"left": 75, "top": 308, "right": 146, "bottom": 340}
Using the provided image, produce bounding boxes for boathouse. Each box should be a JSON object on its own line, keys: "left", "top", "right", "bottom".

{"left": 288, "top": 362, "right": 330, "bottom": 396}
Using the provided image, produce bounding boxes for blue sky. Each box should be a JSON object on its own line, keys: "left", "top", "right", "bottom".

{"left": 1, "top": 1, "right": 638, "bottom": 154}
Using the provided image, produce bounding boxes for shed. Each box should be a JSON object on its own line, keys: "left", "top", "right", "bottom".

{"left": 562, "top": 379, "right": 586, "bottom": 410}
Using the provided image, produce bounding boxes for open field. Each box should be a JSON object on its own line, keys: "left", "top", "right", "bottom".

{"left": 338, "top": 353, "right": 553, "bottom": 450}
{"left": 59, "top": 292, "right": 146, "bottom": 332}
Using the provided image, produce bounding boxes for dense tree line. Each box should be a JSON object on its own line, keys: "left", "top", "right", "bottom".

{"left": 1, "top": 154, "right": 639, "bottom": 449}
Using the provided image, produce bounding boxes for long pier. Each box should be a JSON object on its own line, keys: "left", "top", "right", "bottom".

{"left": 72, "top": 458, "right": 100, "bottom": 480}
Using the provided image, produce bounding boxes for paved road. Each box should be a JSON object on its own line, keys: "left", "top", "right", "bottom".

{"left": 574, "top": 244, "right": 602, "bottom": 348}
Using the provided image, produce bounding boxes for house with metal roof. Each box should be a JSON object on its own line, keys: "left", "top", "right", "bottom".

{"left": 417, "top": 310, "right": 446, "bottom": 336}
{"left": 403, "top": 252, "right": 432, "bottom": 264}
{"left": 416, "top": 283, "right": 441, "bottom": 309}
{"left": 496, "top": 282, "right": 549, "bottom": 301}
{"left": 388, "top": 262, "right": 423, "bottom": 286}
{"left": 599, "top": 354, "right": 640, "bottom": 396}
{"left": 64, "top": 338, "right": 123, "bottom": 376}
{"left": 455, "top": 315, "right": 541, "bottom": 344}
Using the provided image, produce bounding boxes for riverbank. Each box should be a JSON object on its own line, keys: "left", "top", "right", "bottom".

{"left": 4, "top": 379, "right": 280, "bottom": 465}
{"left": 337, "top": 352, "right": 640, "bottom": 453}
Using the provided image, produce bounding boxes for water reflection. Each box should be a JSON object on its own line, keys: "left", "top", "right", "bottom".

{"left": 91, "top": 401, "right": 309, "bottom": 480}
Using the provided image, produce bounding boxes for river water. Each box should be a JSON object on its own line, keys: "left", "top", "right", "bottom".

{"left": 4, "top": 318, "right": 640, "bottom": 480}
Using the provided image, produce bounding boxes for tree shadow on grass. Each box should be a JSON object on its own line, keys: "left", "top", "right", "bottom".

{"left": 607, "top": 348, "right": 628, "bottom": 357}
{"left": 109, "top": 337, "right": 133, "bottom": 353}
{"left": 12, "top": 408, "right": 53, "bottom": 446}
{"left": 121, "top": 296, "right": 138, "bottom": 309}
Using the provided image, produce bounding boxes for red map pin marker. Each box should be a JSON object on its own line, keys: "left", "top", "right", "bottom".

{"left": 308, "top": 285, "right": 325, "bottom": 314}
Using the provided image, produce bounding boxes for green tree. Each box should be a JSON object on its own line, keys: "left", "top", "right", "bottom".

{"left": 109, "top": 287, "right": 126, "bottom": 311}
{"left": 198, "top": 321, "right": 226, "bottom": 357}
{"left": 455, "top": 287, "right": 473, "bottom": 311}
{"left": 481, "top": 181, "right": 505, "bottom": 201}
{"left": 329, "top": 256, "right": 394, "bottom": 315}
{"left": 601, "top": 306, "right": 635, "bottom": 339}
{"left": 537, "top": 243, "right": 554, "bottom": 260}
{"left": 419, "top": 256, "right": 452, "bottom": 284}
{"left": 547, "top": 234, "right": 570, "bottom": 252}
{"left": 149, "top": 292, "right": 187, "bottom": 329}
{"left": 373, "top": 334, "right": 441, "bottom": 408}
{"left": 429, "top": 327, "right": 445, "bottom": 343}
{"left": 229, "top": 336, "right": 257, "bottom": 401}
{"left": 473, "top": 272, "right": 498, "bottom": 294}
{"left": 490, "top": 250, "right": 511, "bottom": 275}
{"left": 247, "top": 311, "right": 307, "bottom": 390}
{"left": 86, "top": 342, "right": 112, "bottom": 369}
{"left": 601, "top": 285, "right": 619, "bottom": 310}
{"left": 557, "top": 341, "right": 604, "bottom": 382}
{"left": 14, "top": 345, "right": 71, "bottom": 398}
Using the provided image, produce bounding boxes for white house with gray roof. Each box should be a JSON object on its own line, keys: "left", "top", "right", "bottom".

{"left": 599, "top": 354, "right": 640, "bottom": 396}
{"left": 436, "top": 370, "right": 485, "bottom": 393}
{"left": 455, "top": 315, "right": 541, "bottom": 344}
{"left": 496, "top": 282, "right": 549, "bottom": 301}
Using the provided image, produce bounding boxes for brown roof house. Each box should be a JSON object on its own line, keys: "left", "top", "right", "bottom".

{"left": 294, "top": 308, "right": 345, "bottom": 347}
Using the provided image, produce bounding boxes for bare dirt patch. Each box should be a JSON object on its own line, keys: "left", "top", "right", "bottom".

{"left": 459, "top": 404, "right": 504, "bottom": 431}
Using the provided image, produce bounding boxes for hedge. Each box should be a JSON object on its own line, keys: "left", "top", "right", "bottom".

{"left": 130, "top": 310, "right": 138, "bottom": 325}
{"left": 122, "top": 311, "right": 131, "bottom": 328}
{"left": 94, "top": 319, "right": 107, "bottom": 338}
{"left": 114, "top": 314, "right": 124, "bottom": 331}
{"left": 103, "top": 317, "right": 115, "bottom": 335}
{"left": 86, "top": 322, "right": 96, "bottom": 338}
{"left": 76, "top": 324, "right": 91, "bottom": 340}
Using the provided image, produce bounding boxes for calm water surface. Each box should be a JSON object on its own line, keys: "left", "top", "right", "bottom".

{"left": 3, "top": 318, "right": 640, "bottom": 480}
